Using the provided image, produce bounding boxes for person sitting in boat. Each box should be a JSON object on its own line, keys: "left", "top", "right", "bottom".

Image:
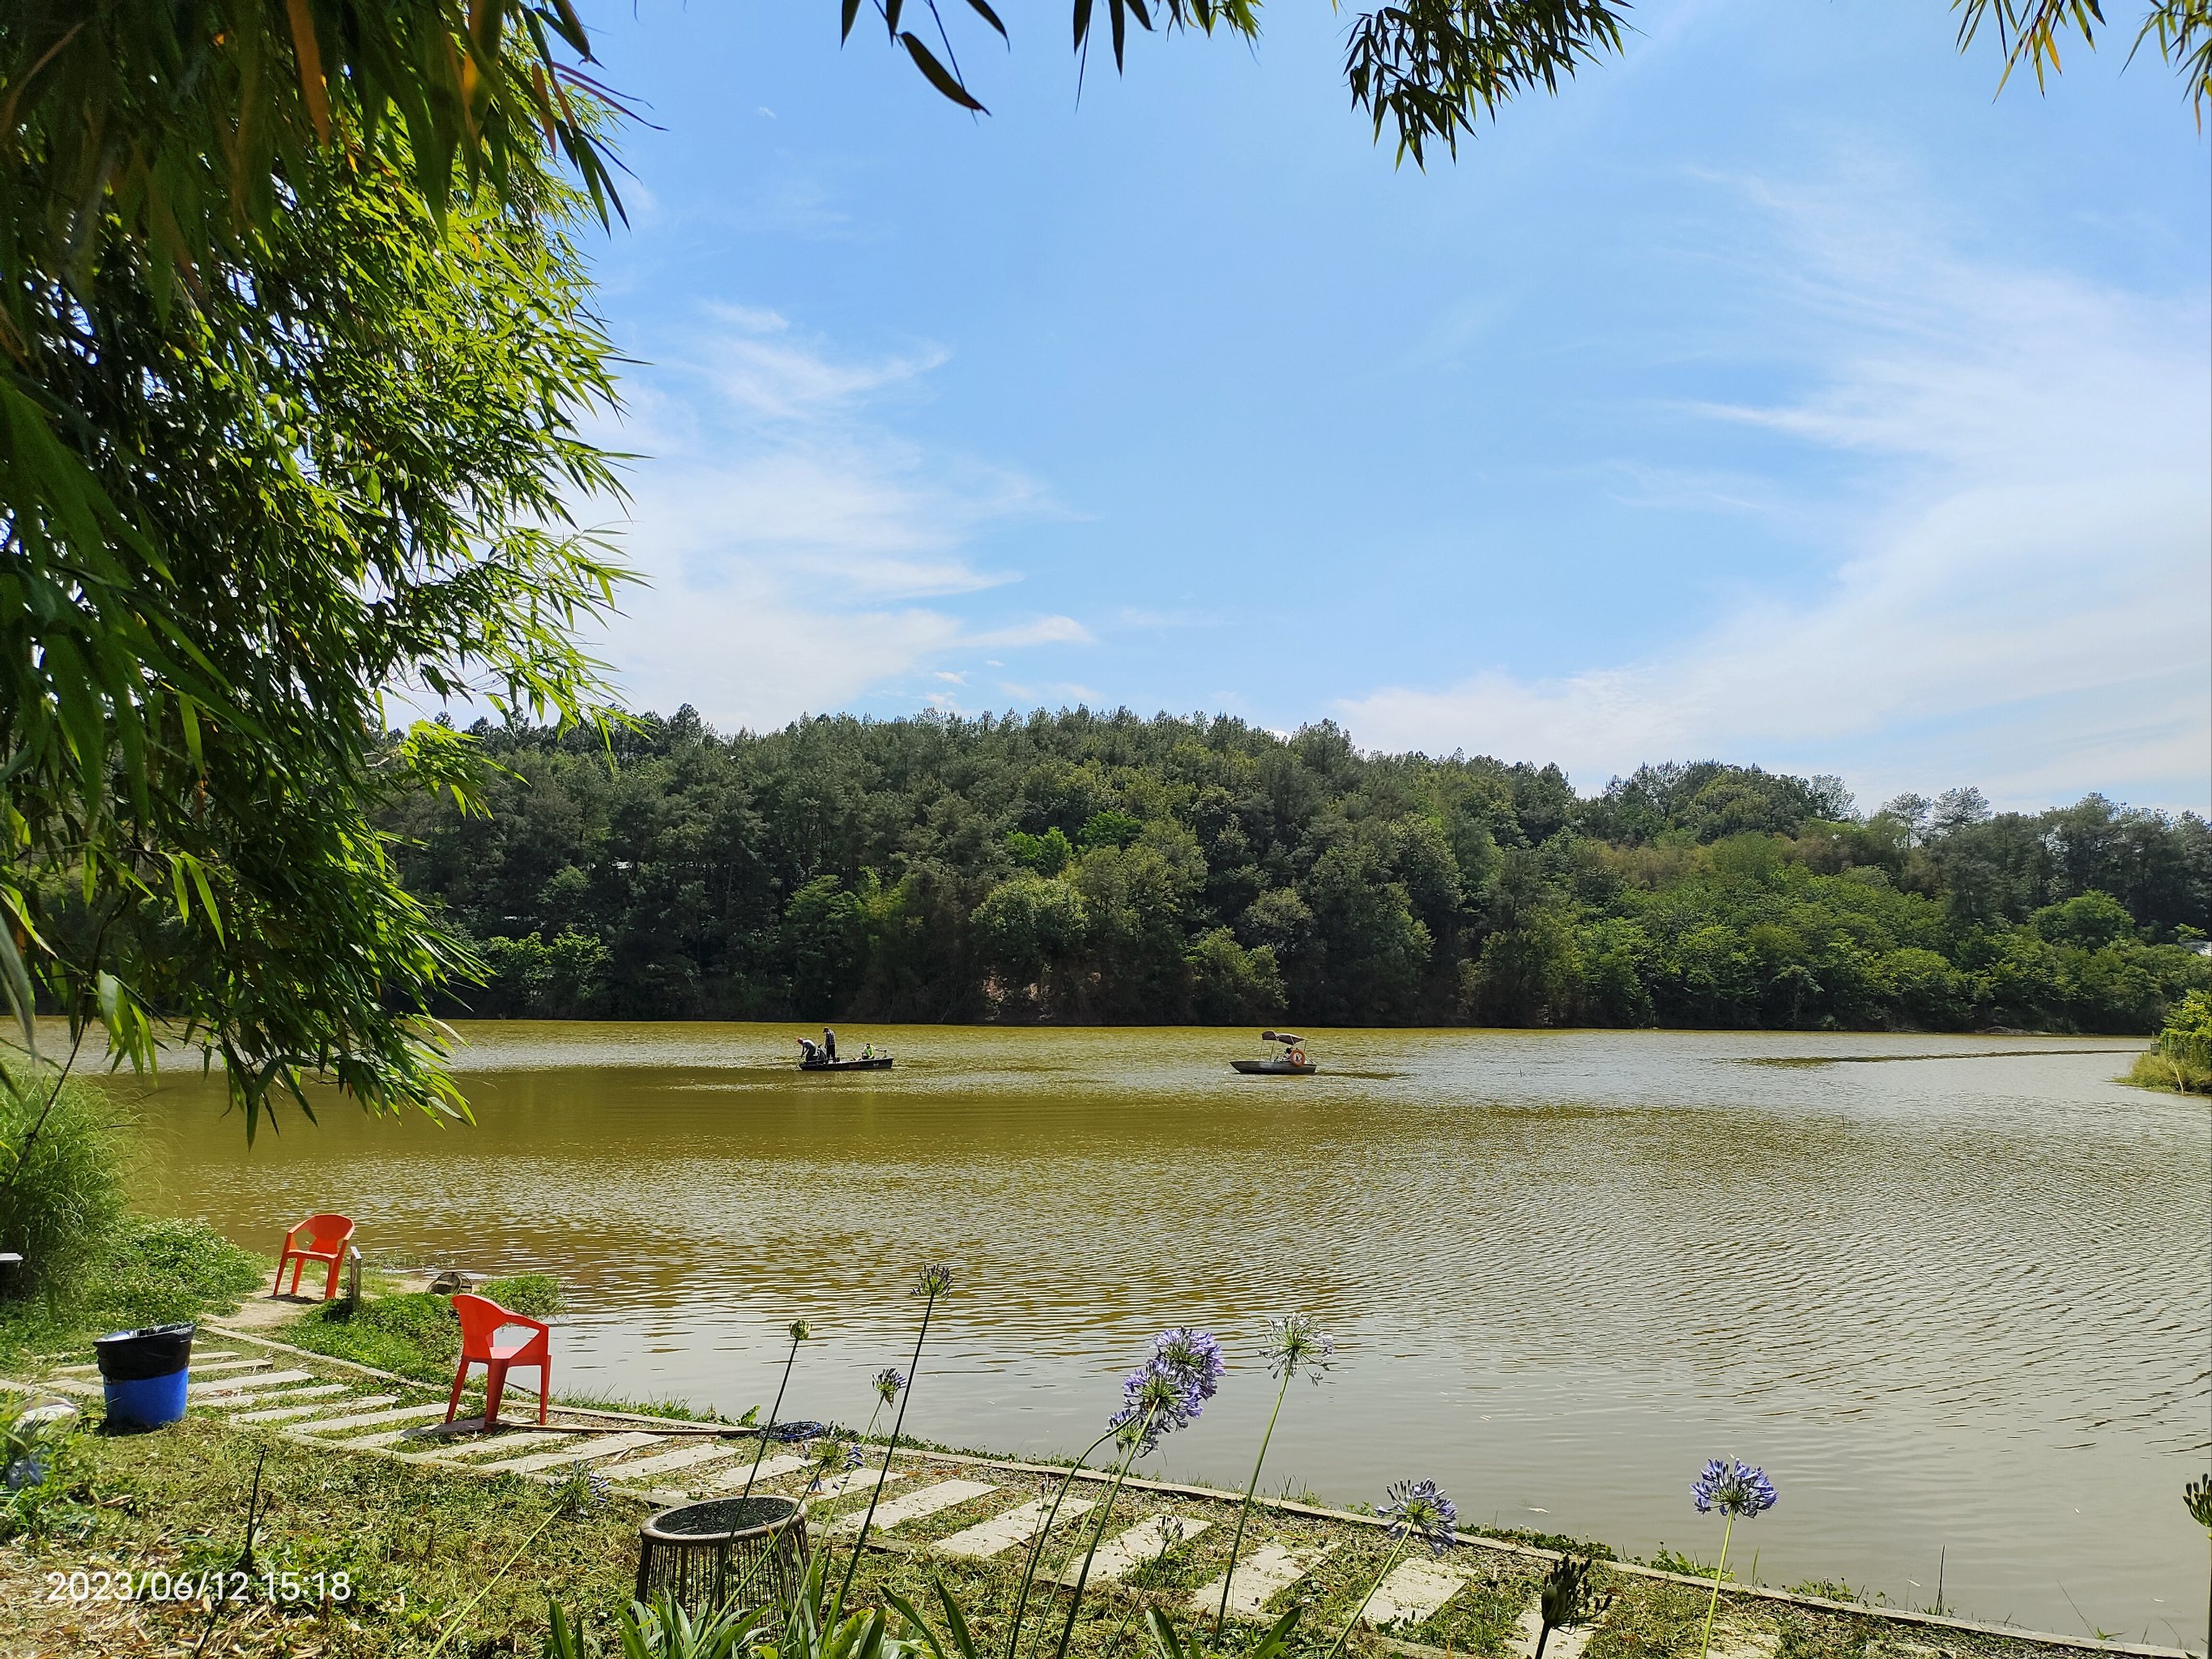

{"left": 823, "top": 1027, "right": 837, "bottom": 1061}
{"left": 861, "top": 1043, "right": 874, "bottom": 1060}
{"left": 798, "top": 1037, "right": 821, "bottom": 1066}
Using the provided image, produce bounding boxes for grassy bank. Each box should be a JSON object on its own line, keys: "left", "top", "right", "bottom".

{"left": 2120, "top": 990, "right": 2212, "bottom": 1094}
{"left": 2124, "top": 1048, "right": 2212, "bottom": 1094}
{"left": 0, "top": 1401, "right": 2086, "bottom": 1659}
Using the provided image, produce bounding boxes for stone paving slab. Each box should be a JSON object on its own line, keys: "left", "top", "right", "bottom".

{"left": 296, "top": 1401, "right": 454, "bottom": 1437}
{"left": 1055, "top": 1513, "right": 1210, "bottom": 1585}
{"left": 701, "top": 1452, "right": 812, "bottom": 1491}
{"left": 420, "top": 1431, "right": 584, "bottom": 1463}
{"left": 938, "top": 1495, "right": 1097, "bottom": 1559}
{"left": 11, "top": 1375, "right": 99, "bottom": 1399}
{"left": 1190, "top": 1543, "right": 1336, "bottom": 1621}
{"left": 190, "top": 1368, "right": 317, "bottom": 1397}
{"left": 601, "top": 1440, "right": 749, "bottom": 1483}
{"left": 232, "top": 1392, "right": 386, "bottom": 1423}
{"left": 1510, "top": 1606, "right": 1600, "bottom": 1659}
{"left": 799, "top": 1466, "right": 907, "bottom": 1503}
{"left": 473, "top": 1431, "right": 670, "bottom": 1475}
{"left": 1707, "top": 1634, "right": 1780, "bottom": 1659}
{"left": 1366, "top": 1558, "right": 1473, "bottom": 1627}
{"left": 826, "top": 1478, "right": 997, "bottom": 1536}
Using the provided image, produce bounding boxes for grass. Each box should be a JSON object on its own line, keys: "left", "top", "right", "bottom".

{"left": 2123, "top": 1047, "right": 2212, "bottom": 1094}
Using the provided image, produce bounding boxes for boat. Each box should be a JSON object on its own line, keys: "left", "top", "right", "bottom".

{"left": 796, "top": 1036, "right": 893, "bottom": 1071}
{"left": 1231, "top": 1031, "right": 1316, "bottom": 1075}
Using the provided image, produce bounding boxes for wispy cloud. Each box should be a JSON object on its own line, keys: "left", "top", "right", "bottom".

{"left": 589, "top": 308, "right": 1078, "bottom": 728}
{"left": 1339, "top": 172, "right": 2210, "bottom": 813}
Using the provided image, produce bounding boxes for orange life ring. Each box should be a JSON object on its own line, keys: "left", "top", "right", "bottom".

{"left": 1287, "top": 1047, "right": 1306, "bottom": 1067}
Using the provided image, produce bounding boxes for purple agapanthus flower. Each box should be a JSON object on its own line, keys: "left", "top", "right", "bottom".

{"left": 1109, "top": 1347, "right": 1208, "bottom": 1456}
{"left": 1690, "top": 1459, "right": 1778, "bottom": 1518}
{"left": 1150, "top": 1328, "right": 1226, "bottom": 1405}
{"left": 872, "top": 1367, "right": 906, "bottom": 1403}
{"left": 1383, "top": 1478, "right": 1459, "bottom": 1555}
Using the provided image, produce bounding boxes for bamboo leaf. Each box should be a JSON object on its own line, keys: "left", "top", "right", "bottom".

{"left": 900, "top": 32, "right": 989, "bottom": 109}
{"left": 963, "top": 0, "right": 1011, "bottom": 39}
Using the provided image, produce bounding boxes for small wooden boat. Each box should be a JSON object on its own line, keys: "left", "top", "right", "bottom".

{"left": 1231, "top": 1031, "right": 1316, "bottom": 1075}
{"left": 797, "top": 1036, "right": 893, "bottom": 1071}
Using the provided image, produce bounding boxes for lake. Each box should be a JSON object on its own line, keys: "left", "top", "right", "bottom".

{"left": 115, "top": 1023, "right": 2206, "bottom": 1648}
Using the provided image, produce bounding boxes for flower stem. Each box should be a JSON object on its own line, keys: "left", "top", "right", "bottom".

{"left": 1005, "top": 1427, "right": 1120, "bottom": 1659}
{"left": 1323, "top": 1537, "right": 1411, "bottom": 1659}
{"left": 1698, "top": 1513, "right": 1737, "bottom": 1659}
{"left": 1216, "top": 1366, "right": 1294, "bottom": 1637}
{"left": 740, "top": 1331, "right": 804, "bottom": 1501}
{"left": 834, "top": 1287, "right": 938, "bottom": 1616}
{"left": 1050, "top": 1438, "right": 1143, "bottom": 1659}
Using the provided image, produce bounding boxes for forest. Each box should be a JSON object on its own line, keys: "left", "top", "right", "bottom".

{"left": 378, "top": 707, "right": 2212, "bottom": 1033}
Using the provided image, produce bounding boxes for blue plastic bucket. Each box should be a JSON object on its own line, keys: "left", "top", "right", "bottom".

{"left": 103, "top": 1367, "right": 189, "bottom": 1429}
{"left": 94, "top": 1322, "right": 195, "bottom": 1430}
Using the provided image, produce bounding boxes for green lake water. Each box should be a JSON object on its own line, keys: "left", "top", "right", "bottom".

{"left": 111, "top": 1023, "right": 2208, "bottom": 1647}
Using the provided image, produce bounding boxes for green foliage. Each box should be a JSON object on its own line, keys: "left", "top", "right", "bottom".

{"left": 0, "top": 1067, "right": 125, "bottom": 1297}
{"left": 93, "top": 1218, "right": 262, "bottom": 1330}
{"left": 0, "top": 1404, "right": 92, "bottom": 1542}
{"left": 2127, "top": 988, "right": 2212, "bottom": 1093}
{"left": 3, "top": 12, "right": 628, "bottom": 1138}
{"left": 386, "top": 712, "right": 2212, "bottom": 1034}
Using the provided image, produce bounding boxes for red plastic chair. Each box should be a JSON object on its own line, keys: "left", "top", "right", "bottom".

{"left": 445, "top": 1293, "right": 552, "bottom": 1427}
{"left": 271, "top": 1213, "right": 356, "bottom": 1301}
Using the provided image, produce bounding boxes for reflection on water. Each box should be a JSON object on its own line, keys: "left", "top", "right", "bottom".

{"left": 118, "top": 1024, "right": 2206, "bottom": 1645}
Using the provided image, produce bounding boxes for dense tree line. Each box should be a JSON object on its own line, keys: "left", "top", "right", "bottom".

{"left": 380, "top": 708, "right": 2212, "bottom": 1034}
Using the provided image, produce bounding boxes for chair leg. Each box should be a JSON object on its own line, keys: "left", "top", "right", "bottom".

{"left": 271, "top": 1254, "right": 288, "bottom": 1299}
{"left": 445, "top": 1360, "right": 470, "bottom": 1424}
{"left": 322, "top": 1256, "right": 342, "bottom": 1301}
{"left": 484, "top": 1359, "right": 509, "bottom": 1427}
{"left": 288, "top": 1256, "right": 305, "bottom": 1295}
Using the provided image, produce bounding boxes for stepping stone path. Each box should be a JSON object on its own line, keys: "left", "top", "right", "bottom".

{"left": 1191, "top": 1542, "right": 1336, "bottom": 1620}
{"left": 1057, "top": 1513, "right": 1209, "bottom": 1585}
{"left": 939, "top": 1495, "right": 1097, "bottom": 1559}
{"left": 825, "top": 1478, "right": 997, "bottom": 1535}
{"left": 1366, "top": 1557, "right": 1473, "bottom": 1628}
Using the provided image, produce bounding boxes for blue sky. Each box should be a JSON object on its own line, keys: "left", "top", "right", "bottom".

{"left": 568, "top": 0, "right": 2210, "bottom": 814}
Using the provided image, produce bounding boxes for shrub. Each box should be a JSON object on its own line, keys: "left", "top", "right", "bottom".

{"left": 479, "top": 1273, "right": 564, "bottom": 1319}
{"left": 0, "top": 1067, "right": 126, "bottom": 1299}
{"left": 92, "top": 1218, "right": 262, "bottom": 1328}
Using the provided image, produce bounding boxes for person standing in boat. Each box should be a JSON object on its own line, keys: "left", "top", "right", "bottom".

{"left": 823, "top": 1027, "right": 837, "bottom": 1061}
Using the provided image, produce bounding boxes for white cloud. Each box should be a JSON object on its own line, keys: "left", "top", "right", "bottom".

{"left": 588, "top": 309, "right": 1076, "bottom": 728}
{"left": 1338, "top": 175, "right": 2210, "bottom": 814}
